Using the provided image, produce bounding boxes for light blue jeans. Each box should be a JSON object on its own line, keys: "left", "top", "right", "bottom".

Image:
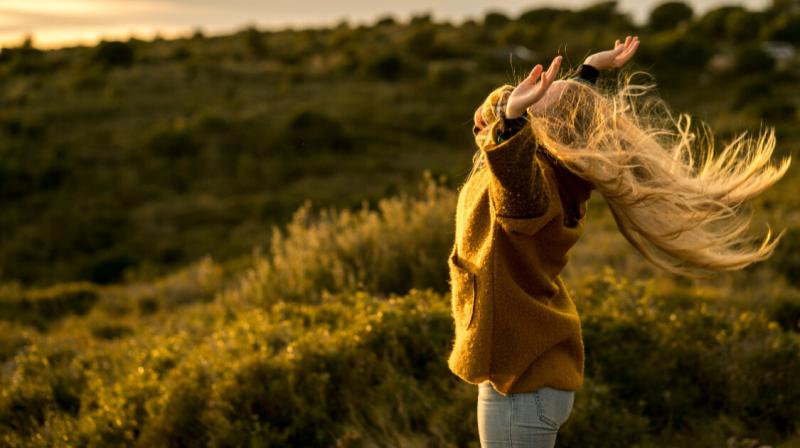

{"left": 477, "top": 381, "right": 575, "bottom": 447}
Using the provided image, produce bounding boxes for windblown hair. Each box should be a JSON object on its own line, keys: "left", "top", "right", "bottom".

{"left": 469, "top": 70, "right": 791, "bottom": 277}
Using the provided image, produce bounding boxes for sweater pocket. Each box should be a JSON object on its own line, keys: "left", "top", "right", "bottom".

{"left": 448, "top": 249, "right": 477, "bottom": 330}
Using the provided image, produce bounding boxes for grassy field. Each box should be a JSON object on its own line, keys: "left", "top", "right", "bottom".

{"left": 1, "top": 1, "right": 799, "bottom": 446}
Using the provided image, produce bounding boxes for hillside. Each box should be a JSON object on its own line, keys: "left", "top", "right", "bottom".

{"left": 1, "top": 1, "right": 800, "bottom": 446}
{"left": 1, "top": 1, "right": 798, "bottom": 286}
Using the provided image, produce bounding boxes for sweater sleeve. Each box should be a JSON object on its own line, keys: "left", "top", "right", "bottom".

{"left": 573, "top": 63, "right": 599, "bottom": 85}
{"left": 482, "top": 110, "right": 550, "bottom": 223}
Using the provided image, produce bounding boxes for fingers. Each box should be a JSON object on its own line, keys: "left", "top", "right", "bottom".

{"left": 534, "top": 55, "right": 561, "bottom": 100}
{"left": 511, "top": 55, "right": 561, "bottom": 110}
{"left": 544, "top": 55, "right": 562, "bottom": 82}
{"left": 526, "top": 64, "right": 544, "bottom": 84}
{"left": 617, "top": 36, "right": 639, "bottom": 64}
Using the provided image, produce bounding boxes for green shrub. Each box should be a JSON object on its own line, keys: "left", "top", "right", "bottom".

{"left": 405, "top": 25, "right": 437, "bottom": 58}
{"left": 361, "top": 50, "right": 406, "bottom": 81}
{"left": 646, "top": 31, "right": 714, "bottom": 69}
{"left": 733, "top": 78, "right": 773, "bottom": 108}
{"left": 558, "top": 377, "right": 651, "bottom": 447}
{"left": 240, "top": 26, "right": 269, "bottom": 57}
{"left": 577, "top": 267, "right": 800, "bottom": 440}
{"left": 91, "top": 41, "right": 135, "bottom": 68}
{"left": 374, "top": 15, "right": 397, "bottom": 27}
{"left": 0, "top": 282, "right": 99, "bottom": 329}
{"left": 724, "top": 9, "right": 763, "bottom": 42}
{"left": 148, "top": 118, "right": 202, "bottom": 159}
{"left": 733, "top": 44, "right": 776, "bottom": 74}
{"left": 649, "top": 1, "right": 694, "bottom": 31}
{"left": 692, "top": 5, "right": 745, "bottom": 37}
{"left": 426, "top": 63, "right": 468, "bottom": 90}
{"left": 91, "top": 323, "right": 134, "bottom": 340}
{"left": 519, "top": 7, "right": 571, "bottom": 25}
{"left": 0, "top": 37, "right": 44, "bottom": 75}
{"left": 83, "top": 254, "right": 137, "bottom": 285}
{"left": 484, "top": 11, "right": 511, "bottom": 28}
{"left": 221, "top": 172, "right": 454, "bottom": 306}
{"left": 764, "top": 13, "right": 800, "bottom": 43}
{"left": 280, "top": 109, "right": 354, "bottom": 154}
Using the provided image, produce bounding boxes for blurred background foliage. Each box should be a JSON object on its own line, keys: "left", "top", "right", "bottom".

{"left": 0, "top": 0, "right": 799, "bottom": 446}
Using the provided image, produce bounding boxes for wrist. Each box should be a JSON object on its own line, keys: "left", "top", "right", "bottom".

{"left": 583, "top": 56, "right": 604, "bottom": 70}
{"left": 504, "top": 105, "right": 526, "bottom": 120}
{"left": 495, "top": 106, "right": 529, "bottom": 143}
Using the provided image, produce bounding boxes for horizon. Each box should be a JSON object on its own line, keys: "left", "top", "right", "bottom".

{"left": 0, "top": 0, "right": 770, "bottom": 50}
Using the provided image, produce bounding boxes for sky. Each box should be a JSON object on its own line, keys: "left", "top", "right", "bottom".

{"left": 0, "top": 0, "right": 771, "bottom": 49}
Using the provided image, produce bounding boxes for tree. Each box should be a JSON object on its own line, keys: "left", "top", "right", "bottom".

{"left": 724, "top": 9, "right": 763, "bottom": 42}
{"left": 484, "top": 10, "right": 511, "bottom": 28}
{"left": 649, "top": 1, "right": 694, "bottom": 31}
{"left": 519, "top": 7, "right": 570, "bottom": 25}
{"left": 91, "top": 40, "right": 135, "bottom": 68}
{"left": 765, "top": 13, "right": 800, "bottom": 43}
{"left": 692, "top": 5, "right": 743, "bottom": 37}
{"left": 241, "top": 26, "right": 268, "bottom": 57}
{"left": 733, "top": 44, "right": 776, "bottom": 74}
{"left": 649, "top": 31, "right": 713, "bottom": 69}
{"left": 375, "top": 15, "right": 397, "bottom": 27}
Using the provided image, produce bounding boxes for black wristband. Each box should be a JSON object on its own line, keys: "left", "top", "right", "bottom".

{"left": 577, "top": 64, "right": 599, "bottom": 85}
{"left": 495, "top": 113, "right": 528, "bottom": 143}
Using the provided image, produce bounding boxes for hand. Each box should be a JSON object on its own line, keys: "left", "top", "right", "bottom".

{"left": 505, "top": 55, "right": 562, "bottom": 119}
{"left": 584, "top": 35, "right": 639, "bottom": 71}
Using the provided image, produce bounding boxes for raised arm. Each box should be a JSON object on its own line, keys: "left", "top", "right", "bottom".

{"left": 479, "top": 56, "right": 561, "bottom": 224}
{"left": 476, "top": 36, "right": 638, "bottom": 233}
{"left": 481, "top": 108, "right": 547, "bottom": 220}
{"left": 583, "top": 35, "right": 639, "bottom": 71}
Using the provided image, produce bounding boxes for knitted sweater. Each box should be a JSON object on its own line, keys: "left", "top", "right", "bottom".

{"left": 446, "top": 73, "right": 595, "bottom": 396}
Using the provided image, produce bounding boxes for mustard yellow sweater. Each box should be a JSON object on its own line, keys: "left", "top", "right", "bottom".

{"left": 446, "top": 109, "right": 593, "bottom": 396}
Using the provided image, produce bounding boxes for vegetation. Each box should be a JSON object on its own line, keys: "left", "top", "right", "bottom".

{"left": 0, "top": 0, "right": 798, "bottom": 445}
{"left": 1, "top": 176, "right": 799, "bottom": 446}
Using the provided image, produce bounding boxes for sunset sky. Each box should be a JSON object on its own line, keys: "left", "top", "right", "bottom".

{"left": 0, "top": 0, "right": 770, "bottom": 49}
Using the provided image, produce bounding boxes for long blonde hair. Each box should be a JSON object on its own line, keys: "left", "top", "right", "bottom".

{"left": 469, "top": 69, "right": 791, "bottom": 277}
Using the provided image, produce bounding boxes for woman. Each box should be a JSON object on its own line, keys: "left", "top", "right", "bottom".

{"left": 446, "top": 36, "right": 791, "bottom": 447}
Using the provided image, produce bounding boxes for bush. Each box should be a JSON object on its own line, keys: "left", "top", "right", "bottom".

{"left": 0, "top": 37, "right": 44, "bottom": 75}
{"left": 724, "top": 9, "right": 763, "bottom": 42}
{"left": 404, "top": 25, "right": 438, "bottom": 59}
{"left": 240, "top": 26, "right": 268, "bottom": 57}
{"left": 497, "top": 22, "right": 531, "bottom": 46}
{"left": 576, "top": 268, "right": 800, "bottom": 441}
{"left": 148, "top": 118, "right": 202, "bottom": 159}
{"left": 277, "top": 109, "right": 354, "bottom": 155}
{"left": 374, "top": 15, "right": 397, "bottom": 27}
{"left": 484, "top": 11, "right": 511, "bottom": 28}
{"left": 647, "top": 31, "right": 714, "bottom": 69}
{"left": 558, "top": 378, "right": 651, "bottom": 447}
{"left": 83, "top": 254, "right": 137, "bottom": 285}
{"left": 649, "top": 1, "right": 694, "bottom": 31}
{"left": 426, "top": 63, "right": 468, "bottom": 90}
{"left": 733, "top": 44, "right": 776, "bottom": 74}
{"left": 764, "top": 13, "right": 800, "bottom": 43}
{"left": 221, "top": 172, "right": 454, "bottom": 305}
{"left": 0, "top": 282, "right": 99, "bottom": 330}
{"left": 91, "top": 41, "right": 135, "bottom": 68}
{"left": 361, "top": 50, "right": 406, "bottom": 80}
{"left": 733, "top": 78, "right": 773, "bottom": 108}
{"left": 691, "top": 5, "right": 745, "bottom": 37}
{"left": 575, "top": 1, "right": 630, "bottom": 28}
{"left": 518, "top": 7, "right": 571, "bottom": 25}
